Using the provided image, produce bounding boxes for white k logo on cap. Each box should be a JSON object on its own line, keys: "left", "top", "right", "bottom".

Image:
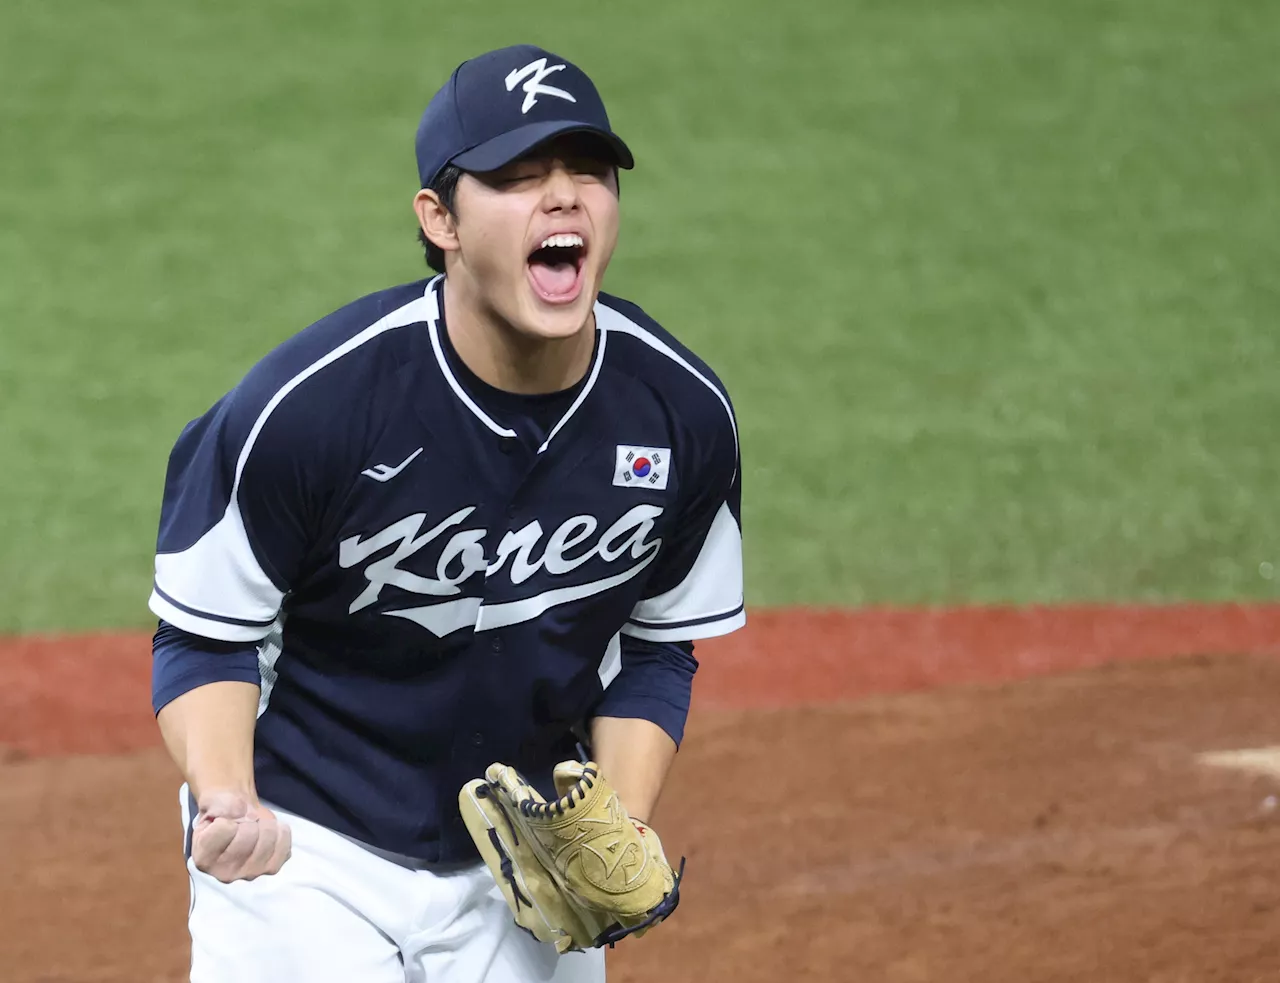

{"left": 505, "top": 58, "right": 577, "bottom": 114}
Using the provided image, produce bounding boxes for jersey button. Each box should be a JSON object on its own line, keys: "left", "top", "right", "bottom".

{"left": 490, "top": 636, "right": 503, "bottom": 653}
{"left": 471, "top": 732, "right": 485, "bottom": 747}
{"left": 499, "top": 437, "right": 517, "bottom": 455}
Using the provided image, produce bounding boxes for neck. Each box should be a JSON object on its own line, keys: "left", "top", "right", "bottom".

{"left": 442, "top": 278, "right": 595, "bottom": 395}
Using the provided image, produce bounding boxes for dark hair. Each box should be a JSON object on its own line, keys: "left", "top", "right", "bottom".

{"left": 418, "top": 163, "right": 463, "bottom": 274}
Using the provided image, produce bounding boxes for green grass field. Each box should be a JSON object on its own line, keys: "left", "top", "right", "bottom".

{"left": 2, "top": 0, "right": 1278, "bottom": 633}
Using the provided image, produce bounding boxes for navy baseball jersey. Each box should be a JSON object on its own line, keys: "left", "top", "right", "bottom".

{"left": 149, "top": 275, "right": 743, "bottom": 862}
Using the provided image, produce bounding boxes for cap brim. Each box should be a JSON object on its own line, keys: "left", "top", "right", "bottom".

{"left": 451, "top": 120, "right": 635, "bottom": 174}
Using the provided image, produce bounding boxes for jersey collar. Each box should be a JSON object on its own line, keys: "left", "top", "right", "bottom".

{"left": 422, "top": 276, "right": 606, "bottom": 454}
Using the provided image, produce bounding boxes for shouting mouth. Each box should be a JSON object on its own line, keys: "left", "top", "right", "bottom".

{"left": 527, "top": 233, "right": 587, "bottom": 305}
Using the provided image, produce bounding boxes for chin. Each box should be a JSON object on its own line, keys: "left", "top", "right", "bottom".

{"left": 514, "top": 292, "right": 598, "bottom": 340}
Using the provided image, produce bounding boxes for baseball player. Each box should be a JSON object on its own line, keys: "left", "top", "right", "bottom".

{"left": 149, "top": 43, "right": 744, "bottom": 982}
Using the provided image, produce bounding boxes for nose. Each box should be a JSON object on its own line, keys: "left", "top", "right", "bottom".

{"left": 540, "top": 161, "right": 579, "bottom": 212}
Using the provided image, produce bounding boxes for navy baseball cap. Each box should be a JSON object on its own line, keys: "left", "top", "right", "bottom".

{"left": 415, "top": 44, "right": 634, "bottom": 189}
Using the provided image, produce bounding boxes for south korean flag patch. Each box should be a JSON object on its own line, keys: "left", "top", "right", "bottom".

{"left": 614, "top": 445, "right": 671, "bottom": 490}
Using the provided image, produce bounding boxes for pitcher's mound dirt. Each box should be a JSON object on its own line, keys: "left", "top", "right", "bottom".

{"left": 3, "top": 653, "right": 1280, "bottom": 982}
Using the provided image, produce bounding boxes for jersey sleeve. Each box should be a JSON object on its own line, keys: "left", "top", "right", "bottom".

{"left": 152, "top": 619, "right": 262, "bottom": 714}
{"left": 623, "top": 404, "right": 745, "bottom": 643}
{"left": 148, "top": 375, "right": 330, "bottom": 642}
{"left": 590, "top": 637, "right": 698, "bottom": 746}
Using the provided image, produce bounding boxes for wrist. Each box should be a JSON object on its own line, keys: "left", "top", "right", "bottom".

{"left": 192, "top": 786, "right": 264, "bottom": 824}
{"left": 189, "top": 776, "right": 258, "bottom": 804}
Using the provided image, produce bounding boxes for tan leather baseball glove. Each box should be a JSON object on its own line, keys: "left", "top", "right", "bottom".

{"left": 458, "top": 760, "right": 684, "bottom": 954}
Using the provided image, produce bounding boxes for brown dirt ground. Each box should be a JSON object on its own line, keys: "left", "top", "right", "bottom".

{"left": 3, "top": 608, "right": 1280, "bottom": 981}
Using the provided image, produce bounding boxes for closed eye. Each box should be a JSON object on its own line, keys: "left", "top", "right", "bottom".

{"left": 562, "top": 157, "right": 612, "bottom": 179}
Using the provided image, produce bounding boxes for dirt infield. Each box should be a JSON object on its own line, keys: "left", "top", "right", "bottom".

{"left": 3, "top": 605, "right": 1280, "bottom": 981}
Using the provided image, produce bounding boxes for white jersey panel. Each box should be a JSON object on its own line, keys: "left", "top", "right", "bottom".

{"left": 623, "top": 501, "right": 745, "bottom": 642}
{"left": 149, "top": 290, "right": 435, "bottom": 642}
{"left": 150, "top": 506, "right": 285, "bottom": 642}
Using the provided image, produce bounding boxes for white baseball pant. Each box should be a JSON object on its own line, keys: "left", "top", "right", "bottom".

{"left": 179, "top": 785, "right": 606, "bottom": 982}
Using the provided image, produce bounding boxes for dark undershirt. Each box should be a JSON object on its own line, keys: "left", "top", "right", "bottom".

{"left": 436, "top": 301, "right": 587, "bottom": 457}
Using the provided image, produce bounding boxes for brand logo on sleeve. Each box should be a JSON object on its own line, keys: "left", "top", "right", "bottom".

{"left": 614, "top": 445, "right": 671, "bottom": 490}
{"left": 361, "top": 447, "right": 423, "bottom": 483}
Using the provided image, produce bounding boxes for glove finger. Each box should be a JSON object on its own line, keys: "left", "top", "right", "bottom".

{"left": 460, "top": 779, "right": 569, "bottom": 948}
{"left": 552, "top": 760, "right": 595, "bottom": 800}
{"left": 487, "top": 763, "right": 546, "bottom": 807}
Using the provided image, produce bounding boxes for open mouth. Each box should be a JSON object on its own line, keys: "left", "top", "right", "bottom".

{"left": 527, "top": 233, "right": 587, "bottom": 305}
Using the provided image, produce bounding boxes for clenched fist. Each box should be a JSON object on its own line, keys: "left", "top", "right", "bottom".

{"left": 191, "top": 790, "right": 292, "bottom": 883}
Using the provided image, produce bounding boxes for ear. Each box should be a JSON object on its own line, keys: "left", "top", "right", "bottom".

{"left": 414, "top": 189, "right": 460, "bottom": 256}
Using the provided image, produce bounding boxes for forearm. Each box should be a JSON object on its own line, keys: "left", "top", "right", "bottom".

{"left": 157, "top": 681, "right": 261, "bottom": 800}
{"left": 589, "top": 715, "right": 677, "bottom": 823}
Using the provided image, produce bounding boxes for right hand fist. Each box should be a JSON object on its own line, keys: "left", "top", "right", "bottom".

{"left": 191, "top": 789, "right": 292, "bottom": 883}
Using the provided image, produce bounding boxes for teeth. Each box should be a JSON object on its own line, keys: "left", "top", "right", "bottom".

{"left": 539, "top": 233, "right": 584, "bottom": 250}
